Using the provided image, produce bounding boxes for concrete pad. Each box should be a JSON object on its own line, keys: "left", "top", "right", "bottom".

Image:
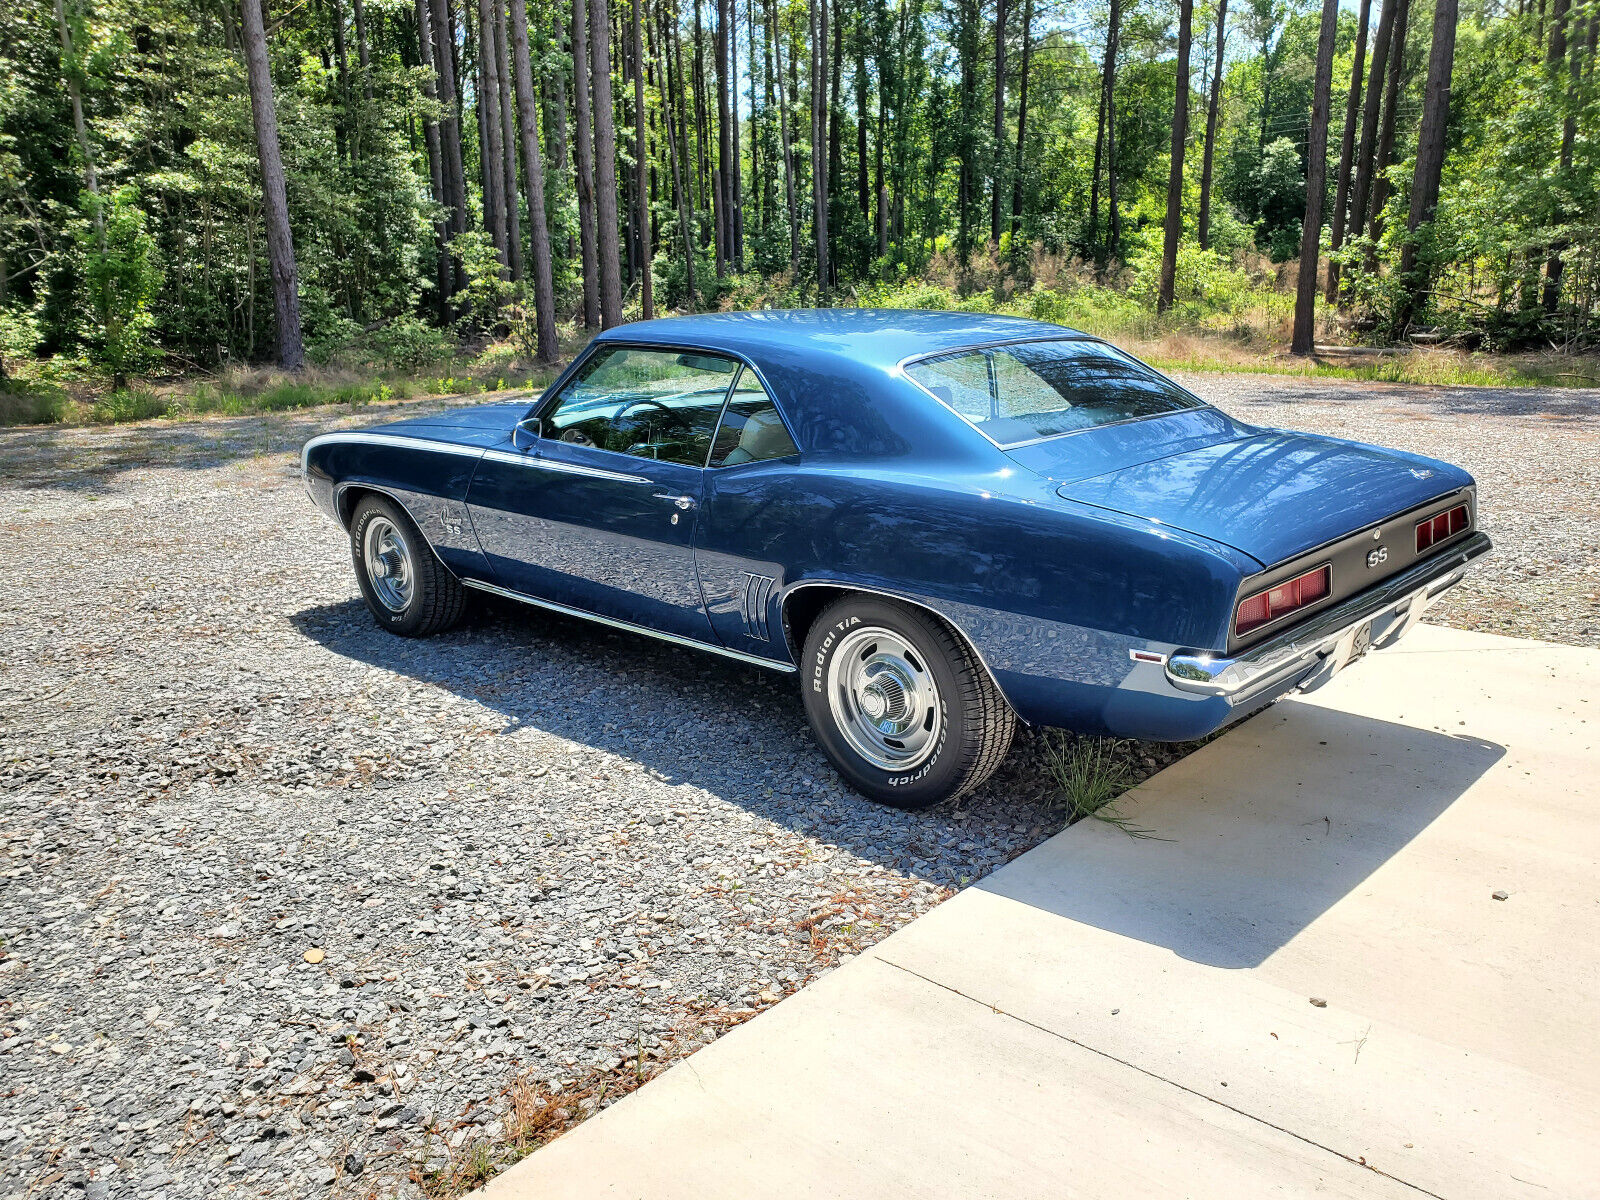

{"left": 476, "top": 626, "right": 1600, "bottom": 1200}
{"left": 478, "top": 957, "right": 1414, "bottom": 1200}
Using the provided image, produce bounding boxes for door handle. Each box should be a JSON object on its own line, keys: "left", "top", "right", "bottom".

{"left": 653, "top": 493, "right": 697, "bottom": 511}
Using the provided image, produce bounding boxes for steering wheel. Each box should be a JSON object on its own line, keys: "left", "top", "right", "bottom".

{"left": 611, "top": 397, "right": 689, "bottom": 437}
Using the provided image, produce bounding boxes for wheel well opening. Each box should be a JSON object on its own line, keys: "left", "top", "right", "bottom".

{"left": 780, "top": 585, "right": 850, "bottom": 662}
{"left": 781, "top": 584, "right": 1019, "bottom": 719}
{"left": 337, "top": 485, "right": 383, "bottom": 528}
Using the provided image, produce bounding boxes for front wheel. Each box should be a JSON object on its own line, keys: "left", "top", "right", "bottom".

{"left": 800, "top": 596, "right": 1015, "bottom": 809}
{"left": 348, "top": 494, "right": 464, "bottom": 637}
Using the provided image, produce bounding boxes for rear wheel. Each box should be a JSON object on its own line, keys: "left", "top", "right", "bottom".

{"left": 800, "top": 596, "right": 1015, "bottom": 809}
{"left": 348, "top": 494, "right": 464, "bottom": 637}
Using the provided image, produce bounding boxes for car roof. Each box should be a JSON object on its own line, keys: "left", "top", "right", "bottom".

{"left": 591, "top": 308, "right": 1087, "bottom": 372}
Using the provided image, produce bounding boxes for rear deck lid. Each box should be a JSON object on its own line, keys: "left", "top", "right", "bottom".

{"left": 1054, "top": 430, "right": 1474, "bottom": 567}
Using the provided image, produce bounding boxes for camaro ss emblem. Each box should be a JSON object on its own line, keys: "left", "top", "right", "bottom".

{"left": 1367, "top": 545, "right": 1389, "bottom": 568}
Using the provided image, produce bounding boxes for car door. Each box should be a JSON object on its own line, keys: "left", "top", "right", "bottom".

{"left": 465, "top": 344, "right": 739, "bottom": 643}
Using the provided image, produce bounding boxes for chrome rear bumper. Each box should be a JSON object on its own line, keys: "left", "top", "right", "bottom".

{"left": 1165, "top": 531, "right": 1492, "bottom": 706}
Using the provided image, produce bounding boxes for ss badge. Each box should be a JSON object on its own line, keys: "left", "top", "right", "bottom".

{"left": 1367, "top": 545, "right": 1389, "bottom": 568}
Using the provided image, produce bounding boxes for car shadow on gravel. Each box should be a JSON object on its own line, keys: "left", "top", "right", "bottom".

{"left": 288, "top": 596, "right": 1069, "bottom": 877}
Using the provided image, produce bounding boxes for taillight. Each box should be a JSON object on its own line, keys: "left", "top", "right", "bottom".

{"left": 1235, "top": 564, "right": 1331, "bottom": 637}
{"left": 1416, "top": 504, "right": 1469, "bottom": 553}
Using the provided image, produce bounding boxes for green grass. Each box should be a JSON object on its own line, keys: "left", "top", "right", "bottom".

{"left": 0, "top": 359, "right": 562, "bottom": 428}
{"left": 1042, "top": 732, "right": 1160, "bottom": 838}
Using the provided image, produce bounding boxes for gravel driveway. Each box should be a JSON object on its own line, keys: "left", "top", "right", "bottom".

{"left": 2, "top": 374, "right": 1595, "bottom": 1200}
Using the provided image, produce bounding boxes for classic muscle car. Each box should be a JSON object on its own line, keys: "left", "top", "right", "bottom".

{"left": 302, "top": 310, "right": 1491, "bottom": 808}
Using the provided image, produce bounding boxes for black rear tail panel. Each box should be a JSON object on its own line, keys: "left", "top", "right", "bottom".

{"left": 1226, "top": 486, "right": 1476, "bottom": 654}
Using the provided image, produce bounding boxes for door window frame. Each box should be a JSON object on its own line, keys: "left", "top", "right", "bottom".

{"left": 525, "top": 340, "right": 801, "bottom": 471}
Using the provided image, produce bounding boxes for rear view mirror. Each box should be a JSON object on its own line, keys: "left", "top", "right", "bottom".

{"left": 511, "top": 414, "right": 543, "bottom": 449}
{"left": 676, "top": 352, "right": 728, "bottom": 373}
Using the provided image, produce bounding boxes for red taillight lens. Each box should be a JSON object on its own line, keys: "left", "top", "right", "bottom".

{"left": 1235, "top": 564, "right": 1332, "bottom": 637}
{"left": 1417, "top": 504, "right": 1469, "bottom": 552}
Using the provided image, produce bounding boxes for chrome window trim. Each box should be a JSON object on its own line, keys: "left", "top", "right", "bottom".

{"left": 895, "top": 335, "right": 1210, "bottom": 451}
{"left": 703, "top": 363, "right": 802, "bottom": 470}
{"left": 460, "top": 578, "right": 796, "bottom": 672}
{"left": 477, "top": 447, "right": 651, "bottom": 483}
{"left": 528, "top": 338, "right": 803, "bottom": 467}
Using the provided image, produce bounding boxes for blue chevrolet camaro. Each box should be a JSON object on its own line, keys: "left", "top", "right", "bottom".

{"left": 302, "top": 310, "right": 1491, "bottom": 808}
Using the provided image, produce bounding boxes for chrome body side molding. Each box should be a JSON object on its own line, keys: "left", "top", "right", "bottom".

{"left": 460, "top": 578, "right": 796, "bottom": 672}
{"left": 477, "top": 448, "right": 652, "bottom": 483}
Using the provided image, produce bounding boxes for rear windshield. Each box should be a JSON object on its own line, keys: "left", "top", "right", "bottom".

{"left": 905, "top": 338, "right": 1204, "bottom": 447}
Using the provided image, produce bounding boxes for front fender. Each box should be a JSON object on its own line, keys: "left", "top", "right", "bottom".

{"left": 301, "top": 431, "right": 490, "bottom": 578}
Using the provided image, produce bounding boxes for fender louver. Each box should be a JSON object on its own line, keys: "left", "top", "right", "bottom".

{"left": 740, "top": 573, "right": 776, "bottom": 640}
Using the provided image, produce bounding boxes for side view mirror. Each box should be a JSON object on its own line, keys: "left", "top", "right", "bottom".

{"left": 511, "top": 414, "right": 543, "bottom": 450}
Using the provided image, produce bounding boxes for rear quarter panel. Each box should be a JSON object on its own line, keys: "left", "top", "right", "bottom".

{"left": 695, "top": 463, "right": 1255, "bottom": 737}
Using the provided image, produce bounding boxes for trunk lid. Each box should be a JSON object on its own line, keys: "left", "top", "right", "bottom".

{"left": 1051, "top": 430, "right": 1474, "bottom": 567}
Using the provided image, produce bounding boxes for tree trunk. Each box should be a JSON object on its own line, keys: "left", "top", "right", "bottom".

{"left": 633, "top": 0, "right": 654, "bottom": 316}
{"left": 1395, "top": 0, "right": 1457, "bottom": 330}
{"left": 431, "top": 0, "right": 470, "bottom": 276}
{"left": 693, "top": 0, "right": 710, "bottom": 220}
{"left": 669, "top": 3, "right": 702, "bottom": 270}
{"left": 730, "top": 0, "right": 744, "bottom": 266}
{"left": 590, "top": 0, "right": 624, "bottom": 326}
{"left": 1092, "top": 0, "right": 1121, "bottom": 269}
{"left": 1009, "top": 0, "right": 1033, "bottom": 239}
{"left": 52, "top": 0, "right": 102, "bottom": 219}
{"left": 826, "top": 0, "right": 841, "bottom": 281}
{"left": 1197, "top": 0, "right": 1226, "bottom": 250}
{"left": 1291, "top": 0, "right": 1339, "bottom": 354}
{"left": 769, "top": 0, "right": 799, "bottom": 268}
{"left": 415, "top": 0, "right": 451, "bottom": 311}
{"left": 476, "top": 0, "right": 510, "bottom": 271}
{"left": 656, "top": 0, "right": 697, "bottom": 308}
{"left": 810, "top": 0, "right": 830, "bottom": 292}
{"left": 1542, "top": 0, "right": 1577, "bottom": 311}
{"left": 714, "top": 0, "right": 732, "bottom": 272}
{"left": 331, "top": 0, "right": 355, "bottom": 162}
{"left": 572, "top": 0, "right": 601, "bottom": 325}
{"left": 494, "top": 0, "right": 523, "bottom": 280}
{"left": 1325, "top": 0, "right": 1371, "bottom": 301}
{"left": 990, "top": 0, "right": 1007, "bottom": 245}
{"left": 1157, "top": 0, "right": 1193, "bottom": 314}
{"left": 856, "top": 29, "right": 870, "bottom": 220}
{"left": 509, "top": 0, "right": 559, "bottom": 359}
{"left": 1345, "top": 0, "right": 1395, "bottom": 284}
{"left": 353, "top": 0, "right": 373, "bottom": 98}
{"left": 1365, "top": 0, "right": 1411, "bottom": 253}
{"left": 240, "top": 0, "right": 305, "bottom": 370}
{"left": 550, "top": 11, "right": 572, "bottom": 173}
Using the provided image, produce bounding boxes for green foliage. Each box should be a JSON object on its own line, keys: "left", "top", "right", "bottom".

{"left": 454, "top": 231, "right": 512, "bottom": 335}
{"left": 1126, "top": 240, "right": 1255, "bottom": 316}
{"left": 0, "top": 305, "right": 42, "bottom": 379}
{"left": 78, "top": 186, "right": 162, "bottom": 384}
{"left": 2, "top": 0, "right": 1598, "bottom": 390}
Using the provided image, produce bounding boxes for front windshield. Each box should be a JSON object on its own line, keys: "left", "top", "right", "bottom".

{"left": 905, "top": 338, "right": 1204, "bottom": 447}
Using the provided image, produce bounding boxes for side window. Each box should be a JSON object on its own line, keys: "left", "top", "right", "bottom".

{"left": 541, "top": 346, "right": 738, "bottom": 467}
{"left": 709, "top": 368, "right": 799, "bottom": 467}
